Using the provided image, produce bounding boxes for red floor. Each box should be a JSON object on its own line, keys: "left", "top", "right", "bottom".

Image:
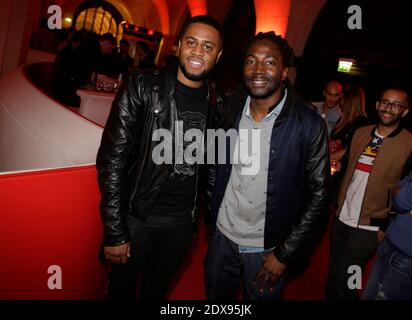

{"left": 168, "top": 214, "right": 330, "bottom": 300}
{"left": 168, "top": 212, "right": 375, "bottom": 300}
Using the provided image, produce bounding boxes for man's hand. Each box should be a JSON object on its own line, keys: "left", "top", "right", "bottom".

{"left": 104, "top": 242, "right": 131, "bottom": 264}
{"left": 255, "top": 252, "right": 286, "bottom": 292}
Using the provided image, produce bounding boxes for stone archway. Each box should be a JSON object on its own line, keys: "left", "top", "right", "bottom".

{"left": 286, "top": 0, "right": 326, "bottom": 57}
{"left": 106, "top": 0, "right": 134, "bottom": 23}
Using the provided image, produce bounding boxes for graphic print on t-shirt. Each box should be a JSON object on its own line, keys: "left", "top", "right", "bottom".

{"left": 338, "top": 132, "right": 384, "bottom": 230}
{"left": 150, "top": 81, "right": 208, "bottom": 216}
{"left": 171, "top": 110, "right": 206, "bottom": 180}
{"left": 355, "top": 135, "right": 384, "bottom": 173}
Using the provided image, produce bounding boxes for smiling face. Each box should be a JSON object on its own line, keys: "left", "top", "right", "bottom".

{"left": 376, "top": 89, "right": 409, "bottom": 127}
{"left": 243, "top": 39, "right": 288, "bottom": 103}
{"left": 177, "top": 22, "right": 222, "bottom": 88}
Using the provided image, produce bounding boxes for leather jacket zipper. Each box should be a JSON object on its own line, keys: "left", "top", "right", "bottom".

{"left": 191, "top": 165, "right": 200, "bottom": 221}
{"left": 129, "top": 131, "right": 150, "bottom": 211}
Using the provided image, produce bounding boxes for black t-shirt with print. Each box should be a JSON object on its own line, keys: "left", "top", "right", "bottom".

{"left": 150, "top": 80, "right": 208, "bottom": 216}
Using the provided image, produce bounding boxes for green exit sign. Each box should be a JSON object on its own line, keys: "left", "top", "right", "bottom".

{"left": 338, "top": 59, "right": 354, "bottom": 73}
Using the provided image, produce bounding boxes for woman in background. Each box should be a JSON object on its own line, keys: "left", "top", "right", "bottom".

{"left": 329, "top": 85, "right": 370, "bottom": 200}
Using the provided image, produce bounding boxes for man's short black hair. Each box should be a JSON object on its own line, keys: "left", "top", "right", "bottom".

{"left": 99, "top": 32, "right": 116, "bottom": 43}
{"left": 380, "top": 87, "right": 410, "bottom": 107}
{"left": 180, "top": 15, "right": 223, "bottom": 43}
{"left": 245, "top": 31, "right": 294, "bottom": 68}
{"left": 120, "top": 39, "right": 129, "bottom": 47}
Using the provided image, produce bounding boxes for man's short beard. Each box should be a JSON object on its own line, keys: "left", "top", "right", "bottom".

{"left": 179, "top": 62, "right": 209, "bottom": 82}
{"left": 248, "top": 87, "right": 277, "bottom": 99}
{"left": 378, "top": 112, "right": 401, "bottom": 127}
{"left": 245, "top": 79, "right": 282, "bottom": 100}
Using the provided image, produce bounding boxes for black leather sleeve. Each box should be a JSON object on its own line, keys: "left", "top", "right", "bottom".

{"left": 204, "top": 86, "right": 225, "bottom": 218}
{"left": 273, "top": 119, "right": 330, "bottom": 265}
{"left": 205, "top": 164, "right": 216, "bottom": 217}
{"left": 96, "top": 73, "right": 144, "bottom": 246}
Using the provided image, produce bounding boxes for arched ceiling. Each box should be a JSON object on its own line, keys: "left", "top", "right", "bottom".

{"left": 110, "top": 0, "right": 162, "bottom": 33}
{"left": 106, "top": 0, "right": 134, "bottom": 23}
{"left": 103, "top": 0, "right": 234, "bottom": 36}
{"left": 58, "top": 0, "right": 324, "bottom": 51}
{"left": 108, "top": 0, "right": 189, "bottom": 36}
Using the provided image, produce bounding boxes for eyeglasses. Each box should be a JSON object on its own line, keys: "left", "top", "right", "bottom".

{"left": 378, "top": 99, "right": 407, "bottom": 112}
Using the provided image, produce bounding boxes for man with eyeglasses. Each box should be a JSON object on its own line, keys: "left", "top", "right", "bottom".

{"left": 326, "top": 87, "right": 412, "bottom": 300}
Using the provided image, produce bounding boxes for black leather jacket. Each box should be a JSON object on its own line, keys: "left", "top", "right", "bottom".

{"left": 96, "top": 69, "right": 224, "bottom": 246}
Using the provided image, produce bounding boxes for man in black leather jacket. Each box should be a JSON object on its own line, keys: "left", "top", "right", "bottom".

{"left": 204, "top": 31, "right": 330, "bottom": 300}
{"left": 96, "top": 15, "right": 223, "bottom": 300}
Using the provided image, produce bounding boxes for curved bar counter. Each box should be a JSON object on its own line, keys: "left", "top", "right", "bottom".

{"left": 0, "top": 64, "right": 107, "bottom": 299}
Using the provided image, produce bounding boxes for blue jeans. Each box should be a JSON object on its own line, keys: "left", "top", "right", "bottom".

{"left": 204, "top": 229, "right": 285, "bottom": 300}
{"left": 362, "top": 239, "right": 412, "bottom": 300}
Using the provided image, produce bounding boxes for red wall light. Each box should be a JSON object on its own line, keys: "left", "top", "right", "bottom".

{"left": 254, "top": 0, "right": 291, "bottom": 36}
{"left": 186, "top": 0, "right": 207, "bottom": 16}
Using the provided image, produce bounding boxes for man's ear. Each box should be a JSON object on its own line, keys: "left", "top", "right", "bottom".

{"left": 177, "top": 40, "right": 182, "bottom": 55}
{"left": 281, "top": 68, "right": 289, "bottom": 81}
{"left": 216, "top": 50, "right": 222, "bottom": 63}
{"left": 401, "top": 107, "right": 409, "bottom": 118}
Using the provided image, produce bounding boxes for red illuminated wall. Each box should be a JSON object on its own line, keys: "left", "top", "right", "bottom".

{"left": 186, "top": 0, "right": 207, "bottom": 16}
{"left": 254, "top": 0, "right": 291, "bottom": 36}
{"left": 0, "top": 166, "right": 107, "bottom": 299}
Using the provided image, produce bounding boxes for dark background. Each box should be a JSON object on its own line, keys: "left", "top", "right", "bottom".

{"left": 214, "top": 0, "right": 412, "bottom": 130}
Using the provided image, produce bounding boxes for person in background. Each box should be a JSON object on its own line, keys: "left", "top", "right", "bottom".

{"left": 362, "top": 171, "right": 412, "bottom": 300}
{"left": 51, "top": 31, "right": 87, "bottom": 106}
{"left": 118, "top": 39, "right": 135, "bottom": 80}
{"left": 136, "top": 41, "right": 155, "bottom": 69}
{"left": 362, "top": 169, "right": 412, "bottom": 300}
{"left": 52, "top": 32, "right": 117, "bottom": 106}
{"left": 329, "top": 85, "right": 370, "bottom": 200}
{"left": 325, "top": 87, "right": 412, "bottom": 300}
{"left": 312, "top": 80, "right": 343, "bottom": 135}
{"left": 95, "top": 35, "right": 122, "bottom": 78}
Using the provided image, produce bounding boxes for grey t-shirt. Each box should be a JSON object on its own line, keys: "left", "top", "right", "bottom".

{"left": 217, "top": 92, "right": 287, "bottom": 247}
{"left": 313, "top": 101, "right": 341, "bottom": 136}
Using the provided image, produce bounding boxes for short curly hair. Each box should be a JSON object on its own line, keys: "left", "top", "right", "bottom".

{"left": 245, "top": 31, "right": 294, "bottom": 68}
{"left": 180, "top": 15, "right": 223, "bottom": 44}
